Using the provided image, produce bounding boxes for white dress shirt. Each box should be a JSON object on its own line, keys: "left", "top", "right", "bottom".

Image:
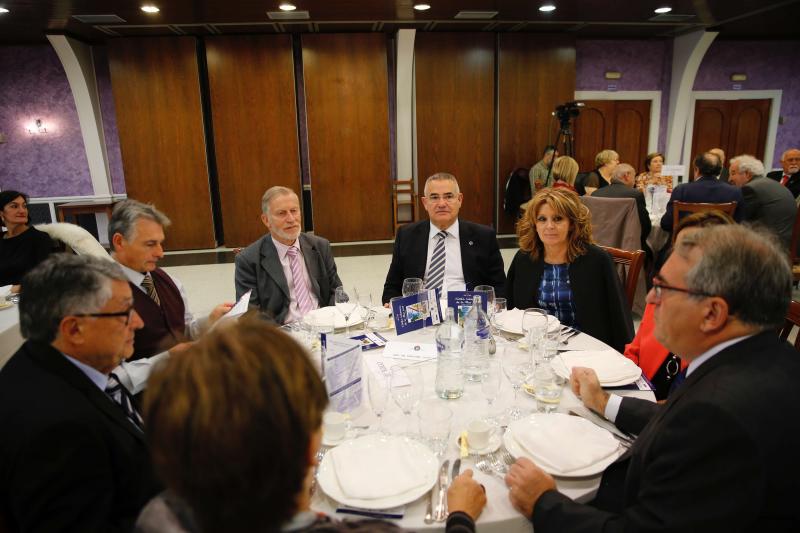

{"left": 63, "top": 353, "right": 108, "bottom": 391}
{"left": 272, "top": 238, "right": 320, "bottom": 324}
{"left": 423, "top": 220, "right": 466, "bottom": 294}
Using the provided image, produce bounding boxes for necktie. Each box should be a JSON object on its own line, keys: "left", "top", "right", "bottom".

{"left": 668, "top": 368, "right": 687, "bottom": 396}
{"left": 781, "top": 174, "right": 790, "bottom": 186}
{"left": 105, "top": 373, "right": 144, "bottom": 432}
{"left": 141, "top": 273, "right": 160, "bottom": 306}
{"left": 425, "top": 231, "right": 447, "bottom": 290}
{"left": 286, "top": 246, "right": 314, "bottom": 316}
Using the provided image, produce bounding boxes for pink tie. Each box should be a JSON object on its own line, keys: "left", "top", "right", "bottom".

{"left": 286, "top": 246, "right": 314, "bottom": 316}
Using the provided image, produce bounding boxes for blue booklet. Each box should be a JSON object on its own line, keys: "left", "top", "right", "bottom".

{"left": 349, "top": 331, "right": 388, "bottom": 351}
{"left": 447, "top": 291, "right": 488, "bottom": 326}
{"left": 390, "top": 289, "right": 443, "bottom": 335}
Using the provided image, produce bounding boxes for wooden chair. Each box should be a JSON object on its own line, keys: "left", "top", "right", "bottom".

{"left": 600, "top": 246, "right": 646, "bottom": 310}
{"left": 778, "top": 300, "right": 800, "bottom": 350}
{"left": 671, "top": 201, "right": 737, "bottom": 243}
{"left": 787, "top": 208, "right": 800, "bottom": 282}
{"left": 392, "top": 179, "right": 418, "bottom": 235}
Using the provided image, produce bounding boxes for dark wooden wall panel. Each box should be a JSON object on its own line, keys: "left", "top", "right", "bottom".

{"left": 574, "top": 100, "right": 650, "bottom": 173}
{"left": 108, "top": 37, "right": 214, "bottom": 250}
{"left": 302, "top": 33, "right": 393, "bottom": 242}
{"left": 691, "top": 99, "right": 770, "bottom": 164}
{"left": 498, "top": 35, "right": 575, "bottom": 233}
{"left": 416, "top": 33, "right": 495, "bottom": 227}
{"left": 205, "top": 35, "right": 300, "bottom": 247}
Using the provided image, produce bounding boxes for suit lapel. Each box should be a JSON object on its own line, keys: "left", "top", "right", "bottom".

{"left": 299, "top": 234, "right": 323, "bottom": 299}
{"left": 25, "top": 342, "right": 146, "bottom": 443}
{"left": 413, "top": 221, "right": 432, "bottom": 277}
{"left": 260, "top": 235, "right": 290, "bottom": 299}
{"left": 459, "top": 220, "right": 475, "bottom": 288}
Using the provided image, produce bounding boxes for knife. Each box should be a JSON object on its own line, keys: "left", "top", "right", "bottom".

{"left": 451, "top": 458, "right": 461, "bottom": 480}
{"left": 434, "top": 460, "right": 450, "bottom": 522}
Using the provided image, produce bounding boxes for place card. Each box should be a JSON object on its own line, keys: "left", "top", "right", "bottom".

{"left": 390, "top": 289, "right": 442, "bottom": 335}
{"left": 322, "top": 334, "right": 363, "bottom": 413}
{"left": 447, "top": 290, "right": 488, "bottom": 325}
{"left": 382, "top": 341, "right": 437, "bottom": 362}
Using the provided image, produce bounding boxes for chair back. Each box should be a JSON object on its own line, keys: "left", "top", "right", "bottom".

{"left": 600, "top": 246, "right": 646, "bottom": 310}
{"left": 671, "top": 201, "right": 737, "bottom": 242}
{"left": 778, "top": 300, "right": 800, "bottom": 350}
{"left": 392, "top": 179, "right": 418, "bottom": 235}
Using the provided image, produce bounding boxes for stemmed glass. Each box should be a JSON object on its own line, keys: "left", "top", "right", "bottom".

{"left": 493, "top": 297, "right": 507, "bottom": 334}
{"left": 522, "top": 308, "right": 548, "bottom": 361}
{"left": 474, "top": 285, "right": 496, "bottom": 323}
{"left": 334, "top": 286, "right": 357, "bottom": 335}
{"left": 390, "top": 365, "right": 424, "bottom": 436}
{"left": 367, "top": 371, "right": 389, "bottom": 434}
{"left": 481, "top": 359, "right": 502, "bottom": 423}
{"left": 354, "top": 288, "right": 374, "bottom": 332}
{"left": 502, "top": 346, "right": 532, "bottom": 421}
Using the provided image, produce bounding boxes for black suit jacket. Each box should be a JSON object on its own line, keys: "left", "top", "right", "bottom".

{"left": 532, "top": 332, "right": 800, "bottom": 532}
{"left": 660, "top": 175, "right": 744, "bottom": 231}
{"left": 505, "top": 245, "right": 633, "bottom": 352}
{"left": 767, "top": 170, "right": 800, "bottom": 198}
{"left": 381, "top": 219, "right": 506, "bottom": 303}
{"left": 0, "top": 341, "right": 161, "bottom": 532}
{"left": 591, "top": 182, "right": 652, "bottom": 252}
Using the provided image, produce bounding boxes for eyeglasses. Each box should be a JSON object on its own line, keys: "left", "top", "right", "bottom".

{"left": 651, "top": 279, "right": 714, "bottom": 300}
{"left": 425, "top": 193, "right": 457, "bottom": 203}
{"left": 74, "top": 306, "right": 136, "bottom": 325}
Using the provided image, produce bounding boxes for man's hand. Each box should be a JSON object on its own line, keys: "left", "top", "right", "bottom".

{"left": 208, "top": 303, "right": 235, "bottom": 324}
{"left": 168, "top": 341, "right": 194, "bottom": 357}
{"left": 571, "top": 366, "right": 609, "bottom": 415}
{"left": 447, "top": 469, "right": 487, "bottom": 521}
{"left": 505, "top": 457, "right": 556, "bottom": 517}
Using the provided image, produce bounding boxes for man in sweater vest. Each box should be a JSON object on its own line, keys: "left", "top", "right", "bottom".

{"left": 109, "top": 200, "right": 232, "bottom": 394}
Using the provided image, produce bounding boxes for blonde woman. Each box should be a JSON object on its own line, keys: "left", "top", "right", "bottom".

{"left": 577, "top": 149, "right": 619, "bottom": 196}
{"left": 551, "top": 156, "right": 579, "bottom": 193}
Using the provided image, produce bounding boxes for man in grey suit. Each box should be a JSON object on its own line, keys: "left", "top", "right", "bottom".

{"left": 591, "top": 163, "right": 651, "bottom": 255}
{"left": 729, "top": 154, "right": 797, "bottom": 249}
{"left": 235, "top": 186, "right": 342, "bottom": 324}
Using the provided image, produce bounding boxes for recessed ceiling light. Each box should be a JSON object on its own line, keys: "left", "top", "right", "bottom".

{"left": 539, "top": 4, "right": 556, "bottom": 12}
{"left": 279, "top": 2, "right": 296, "bottom": 10}
{"left": 141, "top": 5, "right": 159, "bottom": 14}
{"left": 0, "top": 7, "right": 10, "bottom": 13}
{"left": 414, "top": 4, "right": 431, "bottom": 11}
{"left": 654, "top": 7, "right": 672, "bottom": 14}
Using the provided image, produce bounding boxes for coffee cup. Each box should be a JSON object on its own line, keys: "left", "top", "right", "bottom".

{"left": 323, "top": 411, "right": 348, "bottom": 442}
{"left": 466, "top": 419, "right": 492, "bottom": 450}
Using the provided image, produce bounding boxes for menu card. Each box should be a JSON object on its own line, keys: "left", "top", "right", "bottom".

{"left": 390, "top": 289, "right": 442, "bottom": 335}
{"left": 446, "top": 290, "right": 487, "bottom": 326}
{"left": 321, "top": 334, "right": 363, "bottom": 413}
{"left": 349, "top": 331, "right": 388, "bottom": 351}
{"left": 210, "top": 290, "right": 251, "bottom": 329}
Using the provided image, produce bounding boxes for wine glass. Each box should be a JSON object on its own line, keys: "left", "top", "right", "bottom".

{"left": 334, "top": 286, "right": 357, "bottom": 334}
{"left": 390, "top": 365, "right": 424, "bottom": 436}
{"left": 521, "top": 308, "right": 548, "bottom": 361}
{"left": 474, "top": 285, "right": 496, "bottom": 323}
{"left": 502, "top": 346, "right": 532, "bottom": 420}
{"left": 354, "top": 288, "right": 374, "bottom": 332}
{"left": 402, "top": 277, "right": 424, "bottom": 297}
{"left": 493, "top": 297, "right": 507, "bottom": 334}
{"left": 367, "top": 371, "right": 389, "bottom": 434}
{"left": 481, "top": 359, "right": 502, "bottom": 423}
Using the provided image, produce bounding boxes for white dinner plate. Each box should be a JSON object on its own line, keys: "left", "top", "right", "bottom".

{"left": 305, "top": 306, "right": 364, "bottom": 330}
{"left": 317, "top": 435, "right": 438, "bottom": 510}
{"left": 551, "top": 352, "right": 642, "bottom": 387}
{"left": 495, "top": 309, "right": 560, "bottom": 336}
{"left": 503, "top": 414, "right": 623, "bottom": 478}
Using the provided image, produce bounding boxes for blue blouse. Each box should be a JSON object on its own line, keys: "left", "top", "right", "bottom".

{"left": 537, "top": 263, "right": 578, "bottom": 328}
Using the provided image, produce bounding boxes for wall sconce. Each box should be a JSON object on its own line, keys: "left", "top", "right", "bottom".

{"left": 604, "top": 71, "right": 622, "bottom": 80}
{"left": 27, "top": 119, "right": 48, "bottom": 134}
{"left": 730, "top": 73, "right": 747, "bottom": 82}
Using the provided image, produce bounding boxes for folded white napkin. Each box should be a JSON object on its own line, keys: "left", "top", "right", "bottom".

{"left": 497, "top": 308, "right": 559, "bottom": 335}
{"left": 329, "top": 439, "right": 431, "bottom": 500}
{"left": 556, "top": 350, "right": 641, "bottom": 383}
{"left": 305, "top": 307, "right": 360, "bottom": 329}
{"left": 0, "top": 285, "right": 11, "bottom": 298}
{"left": 511, "top": 414, "right": 619, "bottom": 475}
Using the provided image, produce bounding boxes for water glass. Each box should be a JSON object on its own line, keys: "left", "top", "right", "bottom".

{"left": 522, "top": 308, "right": 548, "bottom": 357}
{"left": 502, "top": 346, "right": 532, "bottom": 420}
{"left": 390, "top": 365, "right": 424, "bottom": 435}
{"left": 540, "top": 318, "right": 561, "bottom": 361}
{"left": 417, "top": 401, "right": 452, "bottom": 457}
{"left": 474, "top": 285, "right": 496, "bottom": 322}
{"left": 367, "top": 371, "right": 389, "bottom": 433}
{"left": 402, "top": 277, "right": 424, "bottom": 297}
{"left": 532, "top": 362, "right": 563, "bottom": 414}
{"left": 481, "top": 359, "right": 502, "bottom": 419}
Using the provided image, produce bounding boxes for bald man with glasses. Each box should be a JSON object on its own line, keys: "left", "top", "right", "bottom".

{"left": 382, "top": 172, "right": 506, "bottom": 303}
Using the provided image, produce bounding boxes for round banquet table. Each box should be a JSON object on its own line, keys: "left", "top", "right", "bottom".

{"left": 309, "top": 319, "right": 655, "bottom": 532}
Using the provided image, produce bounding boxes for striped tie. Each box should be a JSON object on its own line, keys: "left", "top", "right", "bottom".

{"left": 426, "top": 231, "right": 447, "bottom": 290}
{"left": 286, "top": 246, "right": 315, "bottom": 316}
{"left": 105, "top": 373, "right": 144, "bottom": 432}
{"left": 140, "top": 273, "right": 160, "bottom": 306}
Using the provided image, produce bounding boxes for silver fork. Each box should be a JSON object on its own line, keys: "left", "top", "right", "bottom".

{"left": 310, "top": 446, "right": 330, "bottom": 496}
{"left": 474, "top": 457, "right": 505, "bottom": 480}
{"left": 488, "top": 453, "right": 509, "bottom": 475}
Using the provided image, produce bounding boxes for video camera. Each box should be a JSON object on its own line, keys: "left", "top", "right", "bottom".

{"left": 554, "top": 101, "right": 585, "bottom": 125}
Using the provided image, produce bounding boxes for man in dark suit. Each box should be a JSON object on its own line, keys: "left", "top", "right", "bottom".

{"left": 729, "top": 154, "right": 796, "bottom": 249}
{"left": 0, "top": 255, "right": 161, "bottom": 531}
{"left": 767, "top": 148, "right": 800, "bottom": 198}
{"left": 382, "top": 173, "right": 505, "bottom": 303}
{"left": 235, "top": 186, "right": 342, "bottom": 324}
{"left": 504, "top": 224, "right": 800, "bottom": 531}
{"left": 660, "top": 151, "right": 744, "bottom": 232}
{"left": 591, "top": 163, "right": 652, "bottom": 255}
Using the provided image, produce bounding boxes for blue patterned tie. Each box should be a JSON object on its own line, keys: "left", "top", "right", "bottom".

{"left": 426, "top": 231, "right": 447, "bottom": 290}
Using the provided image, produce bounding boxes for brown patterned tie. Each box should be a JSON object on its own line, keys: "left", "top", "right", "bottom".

{"left": 141, "top": 273, "right": 161, "bottom": 306}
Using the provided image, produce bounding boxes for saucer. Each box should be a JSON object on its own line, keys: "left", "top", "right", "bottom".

{"left": 457, "top": 433, "right": 502, "bottom": 455}
{"left": 322, "top": 430, "right": 357, "bottom": 447}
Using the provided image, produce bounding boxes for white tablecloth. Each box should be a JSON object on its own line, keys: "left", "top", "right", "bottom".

{"left": 310, "top": 326, "right": 654, "bottom": 532}
{"left": 0, "top": 305, "right": 23, "bottom": 369}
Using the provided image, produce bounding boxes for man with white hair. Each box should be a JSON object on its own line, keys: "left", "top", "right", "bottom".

{"left": 767, "top": 148, "right": 800, "bottom": 198}
{"left": 591, "top": 163, "right": 652, "bottom": 254}
{"left": 235, "top": 186, "right": 342, "bottom": 324}
{"left": 729, "top": 154, "right": 796, "bottom": 249}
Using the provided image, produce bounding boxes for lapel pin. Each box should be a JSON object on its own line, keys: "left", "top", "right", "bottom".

{"left": 469, "top": 241, "right": 474, "bottom": 246}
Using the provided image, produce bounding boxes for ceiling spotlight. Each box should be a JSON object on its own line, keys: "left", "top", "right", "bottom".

{"left": 0, "top": 7, "right": 10, "bottom": 13}
{"left": 414, "top": 4, "right": 431, "bottom": 11}
{"left": 140, "top": 5, "right": 160, "bottom": 14}
{"left": 539, "top": 4, "right": 556, "bottom": 12}
{"left": 654, "top": 7, "right": 672, "bottom": 14}
{"left": 279, "top": 2, "right": 296, "bottom": 10}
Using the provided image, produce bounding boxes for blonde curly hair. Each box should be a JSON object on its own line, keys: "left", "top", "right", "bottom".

{"left": 516, "top": 188, "right": 594, "bottom": 262}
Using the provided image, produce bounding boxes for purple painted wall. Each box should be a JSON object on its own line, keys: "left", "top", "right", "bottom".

{"left": 93, "top": 46, "right": 126, "bottom": 194}
{"left": 694, "top": 40, "right": 800, "bottom": 168}
{"left": 0, "top": 45, "right": 93, "bottom": 197}
{"left": 575, "top": 39, "right": 672, "bottom": 155}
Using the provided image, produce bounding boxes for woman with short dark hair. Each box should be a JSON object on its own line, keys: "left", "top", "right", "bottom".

{"left": 0, "top": 190, "right": 54, "bottom": 289}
